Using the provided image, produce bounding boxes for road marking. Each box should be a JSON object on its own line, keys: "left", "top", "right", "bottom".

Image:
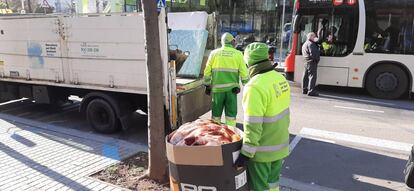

{"left": 0, "top": 98, "right": 28, "bottom": 106}
{"left": 334, "top": 105, "right": 385, "bottom": 113}
{"left": 320, "top": 94, "right": 395, "bottom": 106}
{"left": 289, "top": 135, "right": 302, "bottom": 152}
{"left": 1, "top": 102, "right": 35, "bottom": 113}
{"left": 68, "top": 95, "right": 82, "bottom": 102}
{"left": 280, "top": 177, "right": 341, "bottom": 191}
{"left": 352, "top": 174, "right": 407, "bottom": 190}
{"left": 300, "top": 128, "right": 413, "bottom": 153}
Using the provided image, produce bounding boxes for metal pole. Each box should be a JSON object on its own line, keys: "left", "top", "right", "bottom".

{"left": 287, "top": 0, "right": 297, "bottom": 52}
{"left": 169, "top": 60, "right": 177, "bottom": 129}
{"left": 278, "top": 0, "right": 286, "bottom": 63}
{"left": 124, "top": 0, "right": 127, "bottom": 12}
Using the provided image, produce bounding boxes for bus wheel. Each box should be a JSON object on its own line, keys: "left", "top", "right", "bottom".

{"left": 366, "top": 64, "right": 408, "bottom": 99}
{"left": 86, "top": 99, "right": 121, "bottom": 133}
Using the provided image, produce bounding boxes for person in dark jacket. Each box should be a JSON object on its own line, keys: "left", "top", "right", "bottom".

{"left": 302, "top": 32, "right": 320, "bottom": 96}
{"left": 317, "top": 19, "right": 329, "bottom": 44}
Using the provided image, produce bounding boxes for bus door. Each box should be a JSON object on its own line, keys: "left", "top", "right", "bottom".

{"left": 294, "top": 1, "right": 359, "bottom": 86}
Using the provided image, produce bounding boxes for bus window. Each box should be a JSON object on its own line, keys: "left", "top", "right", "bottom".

{"left": 296, "top": 5, "right": 359, "bottom": 58}
{"left": 317, "top": 18, "right": 329, "bottom": 45}
{"left": 365, "top": 0, "right": 414, "bottom": 55}
{"left": 296, "top": 16, "right": 315, "bottom": 54}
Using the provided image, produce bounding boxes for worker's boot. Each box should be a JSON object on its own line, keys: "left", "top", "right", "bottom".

{"left": 225, "top": 116, "right": 236, "bottom": 127}
{"left": 212, "top": 116, "right": 221, "bottom": 124}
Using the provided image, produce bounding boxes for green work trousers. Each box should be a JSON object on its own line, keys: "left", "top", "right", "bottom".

{"left": 211, "top": 91, "right": 237, "bottom": 126}
{"left": 248, "top": 160, "right": 283, "bottom": 191}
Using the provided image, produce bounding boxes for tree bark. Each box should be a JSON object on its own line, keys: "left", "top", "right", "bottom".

{"left": 141, "top": 0, "right": 168, "bottom": 182}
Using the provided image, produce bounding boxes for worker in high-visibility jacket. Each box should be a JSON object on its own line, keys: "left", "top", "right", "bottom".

{"left": 235, "top": 42, "right": 291, "bottom": 191}
{"left": 203, "top": 33, "right": 249, "bottom": 127}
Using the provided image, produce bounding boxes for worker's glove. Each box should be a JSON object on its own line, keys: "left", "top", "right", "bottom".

{"left": 205, "top": 86, "right": 212, "bottom": 96}
{"left": 232, "top": 87, "right": 241, "bottom": 94}
{"left": 234, "top": 154, "right": 250, "bottom": 169}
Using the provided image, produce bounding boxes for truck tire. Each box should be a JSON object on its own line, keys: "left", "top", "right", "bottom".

{"left": 366, "top": 64, "right": 408, "bottom": 99}
{"left": 86, "top": 99, "right": 120, "bottom": 133}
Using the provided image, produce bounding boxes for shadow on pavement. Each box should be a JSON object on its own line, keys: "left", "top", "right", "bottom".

{"left": 10, "top": 132, "right": 36, "bottom": 147}
{"left": 283, "top": 136, "right": 409, "bottom": 191}
{"left": 0, "top": 113, "right": 147, "bottom": 189}
{"left": 0, "top": 141, "right": 89, "bottom": 190}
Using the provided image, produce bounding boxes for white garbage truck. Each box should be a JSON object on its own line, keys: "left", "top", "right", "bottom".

{"left": 0, "top": 11, "right": 212, "bottom": 133}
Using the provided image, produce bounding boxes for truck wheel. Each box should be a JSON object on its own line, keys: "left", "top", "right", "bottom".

{"left": 86, "top": 99, "right": 120, "bottom": 133}
{"left": 366, "top": 64, "right": 408, "bottom": 99}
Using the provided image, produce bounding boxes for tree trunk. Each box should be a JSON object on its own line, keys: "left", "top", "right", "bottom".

{"left": 141, "top": 0, "right": 168, "bottom": 182}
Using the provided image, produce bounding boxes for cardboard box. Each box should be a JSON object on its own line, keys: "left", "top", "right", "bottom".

{"left": 166, "top": 134, "right": 249, "bottom": 191}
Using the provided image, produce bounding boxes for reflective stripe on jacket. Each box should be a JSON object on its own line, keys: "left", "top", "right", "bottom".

{"left": 242, "top": 70, "right": 291, "bottom": 162}
{"left": 203, "top": 45, "right": 249, "bottom": 93}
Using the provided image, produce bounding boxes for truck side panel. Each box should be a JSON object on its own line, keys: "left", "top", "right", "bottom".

{"left": 0, "top": 14, "right": 148, "bottom": 94}
{"left": 0, "top": 17, "right": 63, "bottom": 82}
{"left": 64, "top": 15, "right": 147, "bottom": 92}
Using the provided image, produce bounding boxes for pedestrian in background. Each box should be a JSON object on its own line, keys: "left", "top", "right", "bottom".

{"left": 235, "top": 42, "right": 291, "bottom": 191}
{"left": 203, "top": 32, "right": 249, "bottom": 126}
{"left": 302, "top": 32, "right": 320, "bottom": 96}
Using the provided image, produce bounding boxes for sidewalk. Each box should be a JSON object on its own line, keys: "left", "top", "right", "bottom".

{"left": 0, "top": 113, "right": 146, "bottom": 191}
{"left": 0, "top": 112, "right": 316, "bottom": 191}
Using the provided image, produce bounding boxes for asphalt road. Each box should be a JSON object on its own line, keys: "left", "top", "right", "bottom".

{"left": 0, "top": 84, "right": 413, "bottom": 191}
{"left": 224, "top": 84, "right": 414, "bottom": 191}
{"left": 284, "top": 85, "right": 414, "bottom": 191}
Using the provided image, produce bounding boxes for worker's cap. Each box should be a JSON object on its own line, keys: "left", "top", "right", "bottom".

{"left": 221, "top": 32, "right": 235, "bottom": 45}
{"left": 244, "top": 42, "right": 269, "bottom": 66}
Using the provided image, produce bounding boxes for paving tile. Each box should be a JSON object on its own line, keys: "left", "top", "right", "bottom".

{"left": 0, "top": 119, "right": 145, "bottom": 191}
